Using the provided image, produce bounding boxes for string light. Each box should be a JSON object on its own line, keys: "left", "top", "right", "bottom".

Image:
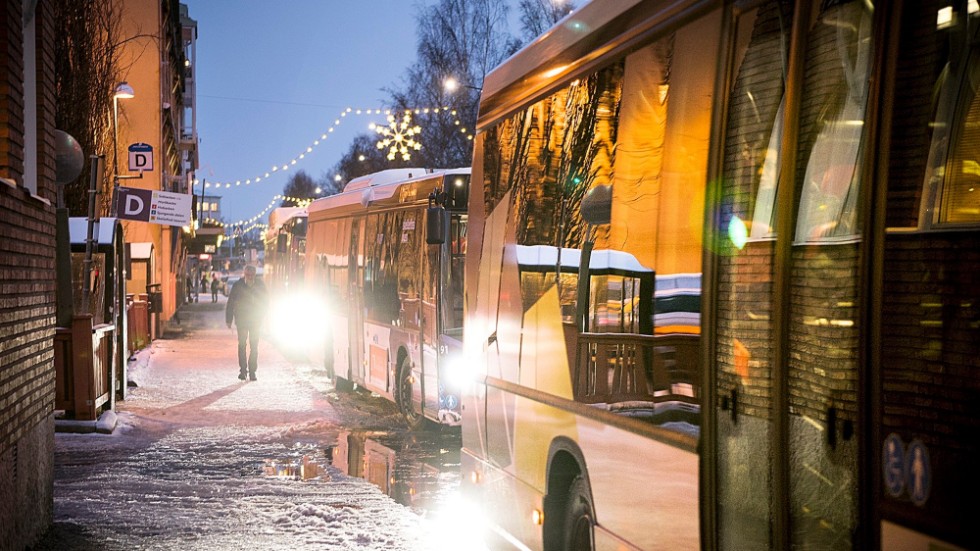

{"left": 238, "top": 222, "right": 268, "bottom": 237}
{"left": 203, "top": 194, "right": 314, "bottom": 231}
{"left": 194, "top": 105, "right": 472, "bottom": 191}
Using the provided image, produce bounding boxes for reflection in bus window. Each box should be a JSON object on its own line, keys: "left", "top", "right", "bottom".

{"left": 724, "top": 2, "right": 790, "bottom": 243}
{"left": 918, "top": 3, "right": 980, "bottom": 226}
{"left": 794, "top": 0, "right": 873, "bottom": 242}
{"left": 494, "top": 23, "right": 708, "bottom": 435}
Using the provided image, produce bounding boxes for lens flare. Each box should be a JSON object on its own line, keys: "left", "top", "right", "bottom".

{"left": 728, "top": 215, "right": 748, "bottom": 250}
{"left": 269, "top": 292, "right": 330, "bottom": 352}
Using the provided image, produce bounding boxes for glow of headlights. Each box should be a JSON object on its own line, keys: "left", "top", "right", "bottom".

{"left": 424, "top": 492, "right": 489, "bottom": 550}
{"left": 270, "top": 293, "right": 330, "bottom": 348}
{"left": 442, "top": 354, "right": 474, "bottom": 391}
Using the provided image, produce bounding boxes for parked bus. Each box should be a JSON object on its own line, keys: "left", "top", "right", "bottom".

{"left": 306, "top": 168, "right": 469, "bottom": 428}
{"left": 263, "top": 206, "right": 307, "bottom": 295}
{"left": 459, "top": 1, "right": 978, "bottom": 550}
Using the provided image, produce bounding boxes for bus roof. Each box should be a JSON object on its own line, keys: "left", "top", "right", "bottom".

{"left": 342, "top": 168, "right": 430, "bottom": 192}
{"left": 307, "top": 167, "right": 470, "bottom": 217}
{"left": 479, "top": 0, "right": 686, "bottom": 129}
{"left": 267, "top": 207, "right": 307, "bottom": 233}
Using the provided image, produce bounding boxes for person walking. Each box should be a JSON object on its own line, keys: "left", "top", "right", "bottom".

{"left": 199, "top": 273, "right": 207, "bottom": 303}
{"left": 225, "top": 265, "right": 267, "bottom": 381}
{"left": 211, "top": 273, "right": 220, "bottom": 303}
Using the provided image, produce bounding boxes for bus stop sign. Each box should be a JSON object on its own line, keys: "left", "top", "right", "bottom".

{"left": 128, "top": 142, "right": 154, "bottom": 172}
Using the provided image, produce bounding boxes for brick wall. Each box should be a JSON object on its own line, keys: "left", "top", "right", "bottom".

{"left": 0, "top": 0, "right": 58, "bottom": 548}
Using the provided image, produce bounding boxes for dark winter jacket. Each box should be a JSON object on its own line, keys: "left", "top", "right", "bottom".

{"left": 225, "top": 278, "right": 268, "bottom": 327}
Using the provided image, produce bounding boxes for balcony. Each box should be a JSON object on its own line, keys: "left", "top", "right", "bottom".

{"left": 179, "top": 131, "right": 197, "bottom": 150}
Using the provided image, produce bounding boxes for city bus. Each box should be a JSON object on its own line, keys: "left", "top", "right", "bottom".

{"left": 305, "top": 168, "right": 469, "bottom": 428}
{"left": 263, "top": 206, "right": 307, "bottom": 294}
{"left": 459, "top": 0, "right": 978, "bottom": 550}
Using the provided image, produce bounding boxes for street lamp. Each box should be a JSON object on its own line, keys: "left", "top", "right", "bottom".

{"left": 112, "top": 81, "right": 134, "bottom": 177}
{"left": 443, "top": 76, "right": 482, "bottom": 93}
{"left": 110, "top": 82, "right": 138, "bottom": 217}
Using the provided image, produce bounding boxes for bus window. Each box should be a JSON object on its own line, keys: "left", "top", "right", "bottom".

{"left": 495, "top": 20, "right": 711, "bottom": 431}
{"left": 794, "top": 0, "right": 873, "bottom": 242}
{"left": 714, "top": 3, "right": 793, "bottom": 548}
{"left": 916, "top": 1, "right": 980, "bottom": 226}
{"left": 395, "top": 209, "right": 422, "bottom": 330}
{"left": 445, "top": 214, "right": 466, "bottom": 332}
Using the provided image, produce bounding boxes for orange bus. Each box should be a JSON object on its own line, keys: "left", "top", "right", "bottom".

{"left": 459, "top": 0, "right": 979, "bottom": 549}
{"left": 305, "top": 168, "right": 469, "bottom": 428}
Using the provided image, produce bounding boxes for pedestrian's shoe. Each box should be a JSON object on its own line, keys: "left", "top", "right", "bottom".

{"left": 238, "top": 370, "right": 247, "bottom": 381}
{"left": 249, "top": 372, "right": 257, "bottom": 381}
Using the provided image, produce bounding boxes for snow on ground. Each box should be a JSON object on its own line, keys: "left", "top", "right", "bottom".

{"left": 36, "top": 297, "right": 488, "bottom": 550}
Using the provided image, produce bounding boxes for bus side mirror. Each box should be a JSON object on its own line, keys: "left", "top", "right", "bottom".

{"left": 426, "top": 205, "right": 448, "bottom": 245}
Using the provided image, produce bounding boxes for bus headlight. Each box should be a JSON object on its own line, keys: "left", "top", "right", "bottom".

{"left": 269, "top": 292, "right": 330, "bottom": 350}
{"left": 442, "top": 353, "right": 475, "bottom": 392}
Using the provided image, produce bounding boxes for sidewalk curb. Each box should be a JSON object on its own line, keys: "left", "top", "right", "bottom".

{"left": 55, "top": 410, "right": 118, "bottom": 434}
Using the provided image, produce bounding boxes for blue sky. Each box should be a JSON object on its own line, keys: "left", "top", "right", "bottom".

{"left": 184, "top": 1, "right": 436, "bottom": 225}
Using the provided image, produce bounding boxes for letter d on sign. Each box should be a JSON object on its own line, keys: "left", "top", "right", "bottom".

{"left": 125, "top": 195, "right": 144, "bottom": 215}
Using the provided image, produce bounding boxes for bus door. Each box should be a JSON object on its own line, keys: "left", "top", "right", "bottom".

{"left": 711, "top": 1, "right": 871, "bottom": 548}
{"left": 874, "top": 2, "right": 979, "bottom": 549}
{"left": 421, "top": 209, "right": 440, "bottom": 416}
{"left": 348, "top": 217, "right": 366, "bottom": 384}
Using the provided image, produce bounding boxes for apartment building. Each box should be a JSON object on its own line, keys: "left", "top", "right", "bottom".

{"left": 114, "top": 0, "right": 198, "bottom": 331}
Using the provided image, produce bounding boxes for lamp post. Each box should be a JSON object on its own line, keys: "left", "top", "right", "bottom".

{"left": 443, "top": 76, "right": 481, "bottom": 142}
{"left": 111, "top": 81, "right": 135, "bottom": 216}
{"left": 112, "top": 82, "right": 134, "bottom": 175}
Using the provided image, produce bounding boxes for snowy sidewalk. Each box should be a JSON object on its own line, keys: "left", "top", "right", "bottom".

{"left": 36, "top": 297, "right": 481, "bottom": 550}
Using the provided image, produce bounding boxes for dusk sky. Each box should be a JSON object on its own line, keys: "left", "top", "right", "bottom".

{"left": 183, "top": 1, "right": 522, "bottom": 227}
{"left": 183, "top": 1, "right": 422, "bottom": 226}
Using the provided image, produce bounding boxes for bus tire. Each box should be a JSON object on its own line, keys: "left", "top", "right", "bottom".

{"left": 334, "top": 375, "right": 354, "bottom": 393}
{"left": 397, "top": 356, "right": 425, "bottom": 430}
{"left": 562, "top": 475, "right": 595, "bottom": 551}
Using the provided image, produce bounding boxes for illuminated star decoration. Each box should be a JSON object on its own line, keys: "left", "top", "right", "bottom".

{"left": 374, "top": 111, "right": 422, "bottom": 161}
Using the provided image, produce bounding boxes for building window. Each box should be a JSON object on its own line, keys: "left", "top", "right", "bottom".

{"left": 22, "top": 0, "right": 38, "bottom": 195}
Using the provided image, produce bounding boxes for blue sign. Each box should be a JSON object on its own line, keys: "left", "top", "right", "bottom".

{"left": 883, "top": 433, "right": 905, "bottom": 498}
{"left": 905, "top": 440, "right": 931, "bottom": 506}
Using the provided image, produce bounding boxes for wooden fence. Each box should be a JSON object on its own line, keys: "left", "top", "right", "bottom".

{"left": 54, "top": 314, "right": 114, "bottom": 421}
{"left": 128, "top": 297, "right": 150, "bottom": 354}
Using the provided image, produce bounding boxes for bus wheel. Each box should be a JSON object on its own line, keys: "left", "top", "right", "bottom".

{"left": 334, "top": 374, "right": 354, "bottom": 393}
{"left": 562, "top": 475, "right": 594, "bottom": 551}
{"left": 397, "top": 357, "right": 425, "bottom": 430}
